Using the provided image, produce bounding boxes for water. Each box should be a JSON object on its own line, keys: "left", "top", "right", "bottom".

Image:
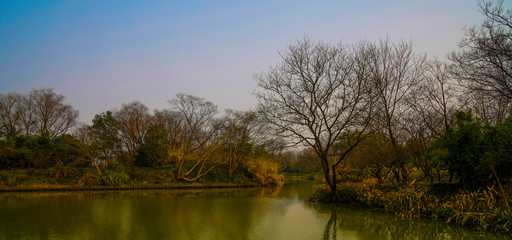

{"left": 0, "top": 180, "right": 509, "bottom": 240}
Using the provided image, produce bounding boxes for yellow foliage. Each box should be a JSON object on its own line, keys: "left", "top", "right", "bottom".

{"left": 245, "top": 158, "right": 284, "bottom": 186}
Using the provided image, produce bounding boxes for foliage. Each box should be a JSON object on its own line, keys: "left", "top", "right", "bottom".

{"left": 134, "top": 123, "right": 169, "bottom": 168}
{"left": 445, "top": 187, "right": 512, "bottom": 232}
{"left": 324, "top": 181, "right": 512, "bottom": 234}
{"left": 0, "top": 170, "right": 26, "bottom": 187}
{"left": 245, "top": 158, "right": 284, "bottom": 185}
{"left": 48, "top": 166, "right": 81, "bottom": 181}
{"left": 88, "top": 111, "right": 121, "bottom": 165}
{"left": 79, "top": 171, "right": 101, "bottom": 186}
{"left": 202, "top": 166, "right": 253, "bottom": 184}
{"left": 356, "top": 180, "right": 436, "bottom": 218}
{"left": 483, "top": 114, "right": 512, "bottom": 183}
{"left": 0, "top": 134, "right": 84, "bottom": 169}
{"left": 429, "top": 111, "right": 512, "bottom": 188}
{"left": 279, "top": 148, "right": 321, "bottom": 174}
{"left": 102, "top": 163, "right": 130, "bottom": 186}
{"left": 0, "top": 143, "right": 29, "bottom": 169}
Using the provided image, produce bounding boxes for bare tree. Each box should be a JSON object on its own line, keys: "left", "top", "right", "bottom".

{"left": 153, "top": 109, "right": 186, "bottom": 164}
{"left": 465, "top": 90, "right": 511, "bottom": 125}
{"left": 410, "top": 60, "right": 461, "bottom": 136}
{"left": 254, "top": 38, "right": 374, "bottom": 199}
{"left": 365, "top": 38, "right": 426, "bottom": 183}
{"left": 115, "top": 101, "right": 153, "bottom": 166}
{"left": 451, "top": 0, "right": 512, "bottom": 101}
{"left": 168, "top": 93, "right": 221, "bottom": 181}
{"left": 219, "top": 110, "right": 263, "bottom": 176}
{"left": 28, "top": 88, "right": 78, "bottom": 139}
{"left": 17, "top": 92, "right": 36, "bottom": 136}
{"left": 74, "top": 124, "right": 105, "bottom": 182}
{"left": 0, "top": 92, "right": 21, "bottom": 138}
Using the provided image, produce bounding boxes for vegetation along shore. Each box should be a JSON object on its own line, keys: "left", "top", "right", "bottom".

{"left": 1, "top": 0, "right": 512, "bottom": 237}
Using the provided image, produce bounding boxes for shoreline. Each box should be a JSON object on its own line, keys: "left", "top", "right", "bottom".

{"left": 0, "top": 182, "right": 266, "bottom": 193}
{"left": 312, "top": 183, "right": 512, "bottom": 235}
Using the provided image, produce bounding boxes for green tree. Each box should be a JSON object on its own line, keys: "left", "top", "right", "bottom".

{"left": 482, "top": 113, "right": 512, "bottom": 183}
{"left": 135, "top": 123, "right": 169, "bottom": 168}
{"left": 438, "top": 111, "right": 485, "bottom": 186}
{"left": 430, "top": 110, "right": 512, "bottom": 187}
{"left": 89, "top": 111, "right": 121, "bottom": 165}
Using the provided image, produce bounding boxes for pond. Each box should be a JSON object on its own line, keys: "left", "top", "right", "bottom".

{"left": 0, "top": 180, "right": 508, "bottom": 240}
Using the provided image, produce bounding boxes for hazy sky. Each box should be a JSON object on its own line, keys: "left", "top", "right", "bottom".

{"left": 0, "top": 0, "right": 503, "bottom": 123}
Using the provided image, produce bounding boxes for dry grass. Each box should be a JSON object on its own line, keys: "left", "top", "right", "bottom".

{"left": 329, "top": 181, "right": 512, "bottom": 234}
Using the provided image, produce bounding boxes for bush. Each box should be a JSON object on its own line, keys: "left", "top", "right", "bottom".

{"left": 79, "top": 171, "right": 101, "bottom": 186}
{"left": 0, "top": 171, "right": 26, "bottom": 187}
{"left": 48, "top": 166, "right": 81, "bottom": 180}
{"left": 429, "top": 111, "right": 512, "bottom": 188}
{"left": 245, "top": 158, "right": 284, "bottom": 185}
{"left": 103, "top": 163, "right": 130, "bottom": 186}
{"left": 0, "top": 146, "right": 29, "bottom": 169}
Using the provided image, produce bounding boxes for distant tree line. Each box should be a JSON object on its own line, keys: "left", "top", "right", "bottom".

{"left": 255, "top": 0, "right": 512, "bottom": 198}
{"left": 0, "top": 89, "right": 284, "bottom": 184}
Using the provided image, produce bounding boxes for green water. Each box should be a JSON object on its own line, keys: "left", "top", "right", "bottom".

{"left": 0, "top": 181, "right": 509, "bottom": 240}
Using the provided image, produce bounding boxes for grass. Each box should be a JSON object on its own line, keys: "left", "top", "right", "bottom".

{"left": 317, "top": 179, "right": 512, "bottom": 235}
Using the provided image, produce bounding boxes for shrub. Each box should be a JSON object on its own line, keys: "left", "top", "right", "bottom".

{"left": 103, "top": 163, "right": 130, "bottom": 186}
{"left": 79, "top": 171, "right": 101, "bottom": 186}
{"left": 0, "top": 171, "right": 26, "bottom": 187}
{"left": 0, "top": 146, "right": 29, "bottom": 169}
{"left": 48, "top": 166, "right": 81, "bottom": 180}
{"left": 245, "top": 158, "right": 284, "bottom": 185}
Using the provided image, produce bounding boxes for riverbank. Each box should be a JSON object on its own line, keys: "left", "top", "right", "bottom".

{"left": 313, "top": 181, "right": 512, "bottom": 235}
{"left": 0, "top": 182, "right": 265, "bottom": 192}
{"left": 0, "top": 164, "right": 284, "bottom": 193}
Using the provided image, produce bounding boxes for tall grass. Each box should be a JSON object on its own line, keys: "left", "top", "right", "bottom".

{"left": 336, "top": 181, "right": 512, "bottom": 234}
{"left": 445, "top": 187, "right": 511, "bottom": 232}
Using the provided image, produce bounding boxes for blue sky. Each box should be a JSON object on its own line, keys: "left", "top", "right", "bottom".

{"left": 0, "top": 0, "right": 500, "bottom": 122}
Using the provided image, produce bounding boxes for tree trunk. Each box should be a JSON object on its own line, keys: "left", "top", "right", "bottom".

{"left": 320, "top": 156, "right": 337, "bottom": 201}
{"left": 331, "top": 166, "right": 338, "bottom": 201}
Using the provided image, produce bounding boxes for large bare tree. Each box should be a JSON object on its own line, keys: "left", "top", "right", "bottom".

{"left": 115, "top": 101, "right": 153, "bottom": 166}
{"left": 169, "top": 93, "right": 222, "bottom": 181}
{"left": 365, "top": 38, "right": 426, "bottom": 183}
{"left": 451, "top": 0, "right": 512, "bottom": 101}
{"left": 409, "top": 60, "right": 461, "bottom": 136}
{"left": 254, "top": 38, "right": 374, "bottom": 199}
{"left": 0, "top": 89, "right": 78, "bottom": 139}
{"left": 24, "top": 88, "right": 78, "bottom": 139}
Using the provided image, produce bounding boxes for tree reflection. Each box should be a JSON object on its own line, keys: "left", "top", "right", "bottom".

{"left": 0, "top": 182, "right": 508, "bottom": 240}
{"left": 322, "top": 207, "right": 337, "bottom": 240}
{"left": 0, "top": 187, "right": 287, "bottom": 240}
{"left": 309, "top": 202, "right": 507, "bottom": 240}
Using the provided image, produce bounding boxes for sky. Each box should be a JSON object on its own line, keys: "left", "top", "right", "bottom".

{"left": 0, "top": 0, "right": 503, "bottom": 123}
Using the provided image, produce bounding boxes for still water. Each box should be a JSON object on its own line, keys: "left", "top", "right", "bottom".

{"left": 0, "top": 180, "right": 509, "bottom": 240}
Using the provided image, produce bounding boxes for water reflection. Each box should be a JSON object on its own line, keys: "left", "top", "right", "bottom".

{"left": 310, "top": 204, "right": 507, "bottom": 240}
{"left": 0, "top": 181, "right": 508, "bottom": 240}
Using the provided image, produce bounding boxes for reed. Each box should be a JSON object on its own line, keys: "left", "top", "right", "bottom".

{"left": 330, "top": 181, "right": 512, "bottom": 234}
